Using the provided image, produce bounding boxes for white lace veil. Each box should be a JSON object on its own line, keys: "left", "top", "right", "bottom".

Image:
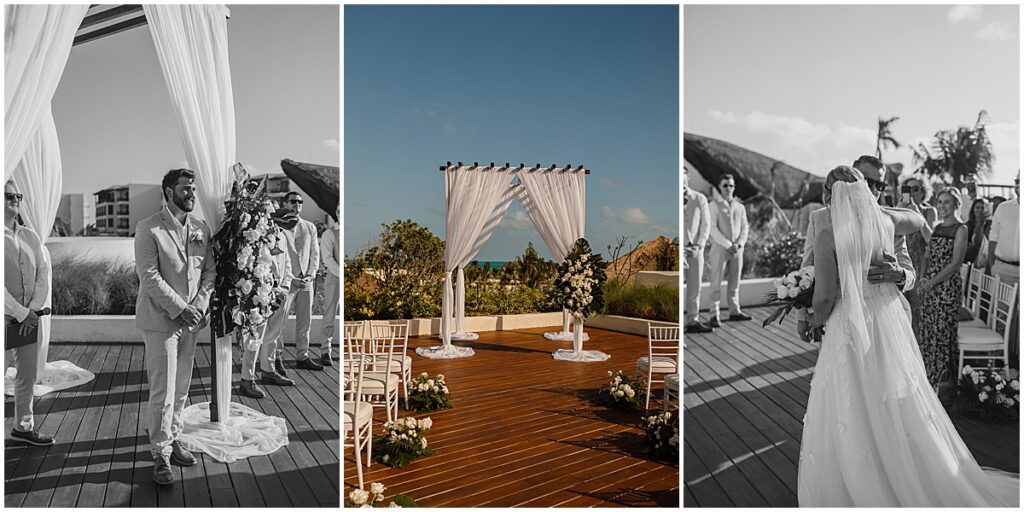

{"left": 829, "top": 179, "right": 894, "bottom": 357}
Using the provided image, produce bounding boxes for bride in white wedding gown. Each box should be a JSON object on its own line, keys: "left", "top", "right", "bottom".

{"left": 797, "top": 166, "right": 1019, "bottom": 507}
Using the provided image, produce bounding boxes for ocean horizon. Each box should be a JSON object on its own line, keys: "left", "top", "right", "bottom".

{"left": 467, "top": 260, "right": 508, "bottom": 270}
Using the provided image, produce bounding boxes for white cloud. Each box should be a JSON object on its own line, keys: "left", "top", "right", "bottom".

{"left": 321, "top": 139, "right": 339, "bottom": 151}
{"left": 708, "top": 109, "right": 881, "bottom": 154}
{"left": 709, "top": 109, "right": 737, "bottom": 124}
{"left": 598, "top": 177, "right": 625, "bottom": 190}
{"left": 442, "top": 122, "right": 458, "bottom": 135}
{"left": 834, "top": 123, "right": 876, "bottom": 148}
{"left": 602, "top": 206, "right": 652, "bottom": 225}
{"left": 948, "top": 5, "right": 982, "bottom": 23}
{"left": 977, "top": 21, "right": 1013, "bottom": 42}
{"left": 500, "top": 210, "right": 532, "bottom": 229}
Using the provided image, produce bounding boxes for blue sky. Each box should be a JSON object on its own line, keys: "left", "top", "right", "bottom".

{"left": 345, "top": 5, "right": 679, "bottom": 260}
{"left": 685, "top": 4, "right": 1019, "bottom": 184}
{"left": 53, "top": 5, "right": 339, "bottom": 196}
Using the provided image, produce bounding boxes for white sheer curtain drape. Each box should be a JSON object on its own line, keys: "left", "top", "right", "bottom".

{"left": 145, "top": 3, "right": 237, "bottom": 427}
{"left": 4, "top": 4, "right": 86, "bottom": 181}
{"left": 418, "top": 166, "right": 515, "bottom": 359}
{"left": 519, "top": 170, "right": 587, "bottom": 340}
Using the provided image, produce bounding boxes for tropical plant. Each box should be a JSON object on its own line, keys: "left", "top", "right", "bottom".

{"left": 876, "top": 115, "right": 902, "bottom": 159}
{"left": 497, "top": 242, "right": 559, "bottom": 288}
{"left": 912, "top": 110, "right": 994, "bottom": 187}
{"left": 601, "top": 280, "right": 678, "bottom": 322}
{"left": 754, "top": 231, "right": 806, "bottom": 279}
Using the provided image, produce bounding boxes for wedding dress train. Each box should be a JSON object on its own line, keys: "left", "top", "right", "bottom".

{"left": 797, "top": 180, "right": 1019, "bottom": 507}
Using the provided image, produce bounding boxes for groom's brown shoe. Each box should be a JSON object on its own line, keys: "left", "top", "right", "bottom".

{"left": 261, "top": 371, "right": 295, "bottom": 386}
{"left": 239, "top": 379, "right": 266, "bottom": 399}
{"left": 153, "top": 455, "right": 174, "bottom": 485}
{"left": 170, "top": 440, "right": 196, "bottom": 466}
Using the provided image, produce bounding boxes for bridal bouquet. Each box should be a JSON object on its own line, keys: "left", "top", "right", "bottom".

{"left": 761, "top": 266, "right": 815, "bottom": 328}
{"left": 601, "top": 370, "right": 647, "bottom": 411}
{"left": 211, "top": 164, "right": 287, "bottom": 348}
{"left": 643, "top": 410, "right": 679, "bottom": 461}
{"left": 407, "top": 372, "right": 451, "bottom": 412}
{"left": 346, "top": 482, "right": 419, "bottom": 508}
{"left": 957, "top": 365, "right": 1020, "bottom": 422}
{"left": 552, "top": 238, "right": 608, "bottom": 321}
{"left": 373, "top": 416, "right": 434, "bottom": 468}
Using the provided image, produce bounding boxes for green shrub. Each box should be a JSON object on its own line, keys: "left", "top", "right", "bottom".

{"left": 601, "top": 280, "right": 679, "bottom": 322}
{"left": 754, "top": 231, "right": 806, "bottom": 278}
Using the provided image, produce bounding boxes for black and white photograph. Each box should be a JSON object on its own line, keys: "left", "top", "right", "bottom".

{"left": 683, "top": 3, "right": 1020, "bottom": 507}
{"left": 4, "top": 4, "right": 340, "bottom": 507}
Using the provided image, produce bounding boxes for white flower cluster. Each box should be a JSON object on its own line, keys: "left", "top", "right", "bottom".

{"left": 348, "top": 482, "right": 402, "bottom": 508}
{"left": 773, "top": 266, "right": 814, "bottom": 300}
{"left": 962, "top": 365, "right": 1020, "bottom": 407}
{"left": 227, "top": 201, "right": 282, "bottom": 342}
{"left": 383, "top": 416, "right": 432, "bottom": 451}
{"left": 606, "top": 370, "right": 636, "bottom": 399}
{"left": 413, "top": 372, "right": 449, "bottom": 395}
{"left": 645, "top": 410, "right": 678, "bottom": 450}
{"left": 561, "top": 253, "right": 597, "bottom": 316}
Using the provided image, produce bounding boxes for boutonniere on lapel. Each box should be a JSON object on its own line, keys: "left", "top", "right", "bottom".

{"left": 189, "top": 230, "right": 206, "bottom": 247}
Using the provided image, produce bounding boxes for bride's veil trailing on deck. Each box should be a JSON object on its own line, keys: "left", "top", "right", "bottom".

{"left": 828, "top": 178, "right": 893, "bottom": 358}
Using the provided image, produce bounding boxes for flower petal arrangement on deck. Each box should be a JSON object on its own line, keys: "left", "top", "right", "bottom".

{"left": 956, "top": 365, "right": 1021, "bottom": 422}
{"left": 346, "top": 481, "right": 419, "bottom": 508}
{"left": 373, "top": 416, "right": 435, "bottom": 468}
{"left": 644, "top": 410, "right": 679, "bottom": 461}
{"left": 600, "top": 370, "right": 648, "bottom": 411}
{"left": 407, "top": 372, "right": 451, "bottom": 412}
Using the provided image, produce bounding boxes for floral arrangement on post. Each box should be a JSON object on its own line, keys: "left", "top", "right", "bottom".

{"left": 407, "top": 372, "right": 451, "bottom": 412}
{"left": 210, "top": 164, "right": 287, "bottom": 347}
{"left": 762, "top": 267, "right": 815, "bottom": 331}
{"left": 372, "top": 417, "right": 434, "bottom": 468}
{"left": 346, "top": 482, "right": 419, "bottom": 508}
{"left": 600, "top": 370, "right": 647, "bottom": 411}
{"left": 552, "top": 238, "right": 608, "bottom": 322}
{"left": 956, "top": 365, "right": 1020, "bottom": 422}
{"left": 643, "top": 410, "right": 678, "bottom": 461}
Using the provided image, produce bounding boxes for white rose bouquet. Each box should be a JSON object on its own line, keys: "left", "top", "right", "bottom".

{"left": 407, "top": 372, "right": 451, "bottom": 412}
{"left": 600, "top": 370, "right": 647, "bottom": 411}
{"left": 761, "top": 266, "right": 815, "bottom": 329}
{"left": 211, "top": 164, "right": 287, "bottom": 349}
{"left": 956, "top": 365, "right": 1020, "bottom": 422}
{"left": 345, "top": 482, "right": 419, "bottom": 508}
{"left": 643, "top": 410, "right": 678, "bottom": 461}
{"left": 552, "top": 238, "right": 608, "bottom": 321}
{"left": 372, "top": 416, "right": 434, "bottom": 468}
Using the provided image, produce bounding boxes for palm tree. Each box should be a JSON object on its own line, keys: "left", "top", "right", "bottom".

{"left": 876, "top": 116, "right": 902, "bottom": 160}
{"left": 912, "top": 110, "right": 994, "bottom": 187}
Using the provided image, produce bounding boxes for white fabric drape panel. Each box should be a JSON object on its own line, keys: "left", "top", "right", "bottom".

{"left": 4, "top": 4, "right": 87, "bottom": 180}
{"left": 145, "top": 3, "right": 236, "bottom": 421}
{"left": 454, "top": 184, "right": 517, "bottom": 334}
{"left": 441, "top": 167, "right": 515, "bottom": 345}
{"left": 12, "top": 110, "right": 63, "bottom": 375}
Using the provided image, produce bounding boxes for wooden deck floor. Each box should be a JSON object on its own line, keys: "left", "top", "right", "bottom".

{"left": 342, "top": 327, "right": 680, "bottom": 507}
{"left": 5, "top": 342, "right": 339, "bottom": 508}
{"left": 684, "top": 306, "right": 1020, "bottom": 507}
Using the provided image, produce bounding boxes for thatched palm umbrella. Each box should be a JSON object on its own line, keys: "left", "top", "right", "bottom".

{"left": 280, "top": 159, "right": 339, "bottom": 221}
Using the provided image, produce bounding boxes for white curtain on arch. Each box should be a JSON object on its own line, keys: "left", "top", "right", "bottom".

{"left": 518, "top": 169, "right": 587, "bottom": 340}
{"left": 4, "top": 4, "right": 87, "bottom": 181}
{"left": 4, "top": 110, "right": 95, "bottom": 396}
{"left": 417, "top": 166, "right": 515, "bottom": 359}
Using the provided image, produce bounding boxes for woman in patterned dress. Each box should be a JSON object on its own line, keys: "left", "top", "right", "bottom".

{"left": 900, "top": 176, "right": 937, "bottom": 343}
{"left": 917, "top": 189, "right": 968, "bottom": 387}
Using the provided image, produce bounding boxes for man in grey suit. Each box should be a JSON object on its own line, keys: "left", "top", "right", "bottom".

{"left": 796, "top": 155, "right": 918, "bottom": 341}
{"left": 134, "top": 168, "right": 216, "bottom": 485}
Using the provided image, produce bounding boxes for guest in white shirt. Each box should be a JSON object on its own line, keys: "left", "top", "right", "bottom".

{"left": 683, "top": 167, "right": 714, "bottom": 333}
{"left": 317, "top": 208, "right": 340, "bottom": 366}
{"left": 987, "top": 172, "right": 1020, "bottom": 285}
{"left": 3, "top": 179, "right": 54, "bottom": 447}
{"left": 707, "top": 174, "right": 752, "bottom": 325}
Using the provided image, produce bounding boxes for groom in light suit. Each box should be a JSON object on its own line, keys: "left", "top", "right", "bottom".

{"left": 796, "top": 155, "right": 917, "bottom": 342}
{"left": 134, "top": 168, "right": 216, "bottom": 485}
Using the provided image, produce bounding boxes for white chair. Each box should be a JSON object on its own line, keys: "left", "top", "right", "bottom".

{"left": 960, "top": 267, "right": 989, "bottom": 329}
{"left": 343, "top": 355, "right": 373, "bottom": 489}
{"left": 348, "top": 328, "right": 401, "bottom": 423}
{"left": 371, "top": 320, "right": 411, "bottom": 409}
{"left": 637, "top": 323, "right": 680, "bottom": 410}
{"left": 663, "top": 372, "right": 679, "bottom": 411}
{"left": 959, "top": 279, "right": 1017, "bottom": 374}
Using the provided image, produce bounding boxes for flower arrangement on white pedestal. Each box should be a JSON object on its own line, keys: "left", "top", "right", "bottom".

{"left": 346, "top": 482, "right": 419, "bottom": 508}
{"left": 211, "top": 164, "right": 287, "bottom": 347}
{"left": 552, "top": 238, "right": 608, "bottom": 323}
{"left": 372, "top": 416, "right": 434, "bottom": 468}
{"left": 407, "top": 372, "right": 451, "bottom": 412}
{"left": 600, "top": 370, "right": 647, "bottom": 411}
{"left": 643, "top": 410, "right": 678, "bottom": 461}
{"left": 956, "top": 365, "right": 1020, "bottom": 422}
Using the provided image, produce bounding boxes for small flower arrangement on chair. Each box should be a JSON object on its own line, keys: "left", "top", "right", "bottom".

{"left": 407, "top": 373, "right": 451, "bottom": 412}
{"left": 643, "top": 410, "right": 678, "bottom": 461}
{"left": 372, "top": 416, "right": 434, "bottom": 468}
{"left": 346, "top": 482, "right": 419, "bottom": 508}
{"left": 600, "top": 370, "right": 647, "bottom": 411}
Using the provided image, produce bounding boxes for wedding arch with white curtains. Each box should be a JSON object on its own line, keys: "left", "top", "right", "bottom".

{"left": 4, "top": 4, "right": 285, "bottom": 463}
{"left": 416, "top": 163, "right": 603, "bottom": 361}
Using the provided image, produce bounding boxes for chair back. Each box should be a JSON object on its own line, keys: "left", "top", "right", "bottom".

{"left": 992, "top": 281, "right": 1019, "bottom": 345}
{"left": 371, "top": 320, "right": 410, "bottom": 355}
{"left": 965, "top": 266, "right": 983, "bottom": 312}
{"left": 960, "top": 264, "right": 971, "bottom": 306}
{"left": 648, "top": 322, "right": 680, "bottom": 360}
{"left": 344, "top": 321, "right": 368, "bottom": 355}
{"left": 342, "top": 355, "right": 366, "bottom": 403}
{"left": 973, "top": 273, "right": 1000, "bottom": 327}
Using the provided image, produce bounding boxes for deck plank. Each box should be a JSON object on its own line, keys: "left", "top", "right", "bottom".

{"left": 342, "top": 327, "right": 680, "bottom": 508}
{"left": 684, "top": 306, "right": 1020, "bottom": 506}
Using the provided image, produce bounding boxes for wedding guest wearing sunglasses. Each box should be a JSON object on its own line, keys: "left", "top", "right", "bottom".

{"left": 3, "top": 179, "right": 54, "bottom": 447}
{"left": 707, "top": 174, "right": 752, "bottom": 326}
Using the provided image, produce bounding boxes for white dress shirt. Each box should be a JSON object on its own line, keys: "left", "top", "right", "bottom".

{"left": 990, "top": 197, "right": 1019, "bottom": 262}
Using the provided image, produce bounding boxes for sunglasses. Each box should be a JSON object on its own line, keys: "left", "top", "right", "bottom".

{"left": 865, "top": 178, "right": 887, "bottom": 192}
{"left": 287, "top": 199, "right": 303, "bottom": 205}
{"left": 719, "top": 183, "right": 735, "bottom": 189}
{"left": 5, "top": 192, "right": 23, "bottom": 202}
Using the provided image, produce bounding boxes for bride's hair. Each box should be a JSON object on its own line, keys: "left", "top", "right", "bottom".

{"left": 822, "top": 165, "right": 863, "bottom": 205}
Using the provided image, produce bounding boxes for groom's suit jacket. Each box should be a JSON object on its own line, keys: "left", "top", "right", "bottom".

{"left": 134, "top": 208, "right": 217, "bottom": 333}
{"left": 796, "top": 206, "right": 916, "bottom": 321}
